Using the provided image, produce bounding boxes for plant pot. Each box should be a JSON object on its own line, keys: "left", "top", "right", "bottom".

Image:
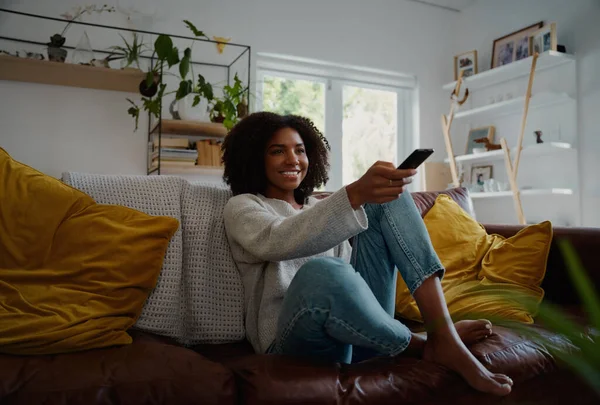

{"left": 211, "top": 114, "right": 225, "bottom": 124}
{"left": 139, "top": 74, "right": 158, "bottom": 97}
{"left": 48, "top": 46, "right": 67, "bottom": 63}
{"left": 177, "top": 94, "right": 210, "bottom": 122}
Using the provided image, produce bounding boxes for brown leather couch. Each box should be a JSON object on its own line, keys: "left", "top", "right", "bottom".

{"left": 1, "top": 188, "right": 599, "bottom": 405}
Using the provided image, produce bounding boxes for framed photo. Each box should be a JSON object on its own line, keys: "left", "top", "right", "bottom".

{"left": 471, "top": 165, "right": 493, "bottom": 186}
{"left": 466, "top": 126, "right": 495, "bottom": 155}
{"left": 491, "top": 21, "right": 543, "bottom": 68}
{"left": 530, "top": 22, "right": 557, "bottom": 55}
{"left": 454, "top": 50, "right": 478, "bottom": 80}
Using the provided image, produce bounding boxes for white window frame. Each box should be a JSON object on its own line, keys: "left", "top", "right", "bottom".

{"left": 255, "top": 53, "right": 418, "bottom": 191}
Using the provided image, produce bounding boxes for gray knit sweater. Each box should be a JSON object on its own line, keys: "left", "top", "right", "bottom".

{"left": 223, "top": 187, "right": 368, "bottom": 353}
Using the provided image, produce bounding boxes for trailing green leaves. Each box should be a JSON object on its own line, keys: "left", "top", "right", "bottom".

{"left": 154, "top": 34, "right": 173, "bottom": 61}
{"left": 179, "top": 47, "right": 191, "bottom": 79}
{"left": 176, "top": 79, "right": 193, "bottom": 100}
{"left": 184, "top": 20, "right": 207, "bottom": 39}
{"left": 126, "top": 98, "right": 140, "bottom": 131}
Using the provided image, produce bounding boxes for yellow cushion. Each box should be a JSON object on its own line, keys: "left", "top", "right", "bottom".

{"left": 0, "top": 148, "right": 179, "bottom": 355}
{"left": 395, "top": 194, "right": 552, "bottom": 324}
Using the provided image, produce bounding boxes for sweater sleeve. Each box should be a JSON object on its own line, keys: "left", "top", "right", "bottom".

{"left": 223, "top": 188, "right": 368, "bottom": 263}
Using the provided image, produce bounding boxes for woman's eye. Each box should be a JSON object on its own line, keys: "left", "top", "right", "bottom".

{"left": 271, "top": 149, "right": 283, "bottom": 155}
{"left": 297, "top": 148, "right": 306, "bottom": 154}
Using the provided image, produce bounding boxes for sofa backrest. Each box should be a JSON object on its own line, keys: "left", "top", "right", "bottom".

{"left": 180, "top": 182, "right": 245, "bottom": 344}
{"left": 62, "top": 173, "right": 245, "bottom": 345}
{"left": 61, "top": 172, "right": 187, "bottom": 339}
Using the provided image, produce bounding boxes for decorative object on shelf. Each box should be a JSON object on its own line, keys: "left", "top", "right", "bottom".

{"left": 474, "top": 136, "right": 502, "bottom": 152}
{"left": 71, "top": 31, "right": 95, "bottom": 65}
{"left": 450, "top": 85, "right": 469, "bottom": 106}
{"left": 47, "top": 34, "right": 68, "bottom": 63}
{"left": 530, "top": 22, "right": 557, "bottom": 54}
{"left": 453, "top": 50, "right": 477, "bottom": 80}
{"left": 491, "top": 21, "right": 543, "bottom": 68}
{"left": 213, "top": 36, "right": 231, "bottom": 54}
{"left": 237, "top": 95, "right": 249, "bottom": 119}
{"left": 466, "top": 126, "right": 495, "bottom": 154}
{"left": 471, "top": 165, "right": 493, "bottom": 187}
{"left": 534, "top": 130, "right": 544, "bottom": 144}
{"left": 51, "top": 4, "right": 115, "bottom": 63}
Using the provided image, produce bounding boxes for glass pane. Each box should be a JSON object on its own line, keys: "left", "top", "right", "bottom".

{"left": 342, "top": 85, "right": 397, "bottom": 185}
{"left": 261, "top": 75, "right": 326, "bottom": 132}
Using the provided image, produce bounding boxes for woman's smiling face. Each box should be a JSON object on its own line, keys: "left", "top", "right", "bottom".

{"left": 263, "top": 127, "right": 309, "bottom": 203}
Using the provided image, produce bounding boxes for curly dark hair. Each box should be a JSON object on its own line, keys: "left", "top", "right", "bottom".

{"left": 222, "top": 111, "right": 330, "bottom": 204}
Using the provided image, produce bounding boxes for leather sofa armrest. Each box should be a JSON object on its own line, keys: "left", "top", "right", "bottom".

{"left": 484, "top": 224, "right": 600, "bottom": 309}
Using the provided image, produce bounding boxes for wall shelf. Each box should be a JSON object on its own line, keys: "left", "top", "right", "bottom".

{"left": 453, "top": 92, "right": 573, "bottom": 121}
{"left": 158, "top": 160, "right": 223, "bottom": 175}
{"left": 470, "top": 188, "right": 573, "bottom": 199}
{"left": 442, "top": 51, "right": 575, "bottom": 91}
{"left": 445, "top": 142, "right": 573, "bottom": 164}
{"left": 0, "top": 54, "right": 145, "bottom": 93}
{"left": 151, "top": 119, "right": 227, "bottom": 138}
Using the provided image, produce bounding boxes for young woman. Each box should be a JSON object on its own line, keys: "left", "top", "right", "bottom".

{"left": 221, "top": 111, "right": 513, "bottom": 396}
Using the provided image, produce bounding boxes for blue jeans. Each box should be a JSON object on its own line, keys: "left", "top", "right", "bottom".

{"left": 268, "top": 191, "right": 445, "bottom": 364}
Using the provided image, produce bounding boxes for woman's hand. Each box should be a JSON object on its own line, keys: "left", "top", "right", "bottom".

{"left": 345, "top": 161, "right": 416, "bottom": 210}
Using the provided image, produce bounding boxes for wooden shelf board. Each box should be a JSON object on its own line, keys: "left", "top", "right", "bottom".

{"left": 159, "top": 160, "right": 223, "bottom": 175}
{"left": 453, "top": 92, "right": 573, "bottom": 120}
{"left": 445, "top": 142, "right": 573, "bottom": 164}
{"left": 0, "top": 54, "right": 145, "bottom": 93}
{"left": 471, "top": 188, "right": 573, "bottom": 199}
{"left": 151, "top": 119, "right": 228, "bottom": 137}
{"left": 443, "top": 51, "right": 575, "bottom": 91}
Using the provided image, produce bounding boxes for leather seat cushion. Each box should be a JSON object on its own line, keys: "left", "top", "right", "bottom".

{"left": 224, "top": 325, "right": 589, "bottom": 405}
{"left": 0, "top": 331, "right": 237, "bottom": 405}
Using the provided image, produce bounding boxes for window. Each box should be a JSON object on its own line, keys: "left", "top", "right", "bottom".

{"left": 257, "top": 54, "right": 416, "bottom": 191}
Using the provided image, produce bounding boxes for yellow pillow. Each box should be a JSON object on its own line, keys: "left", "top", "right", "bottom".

{"left": 0, "top": 148, "right": 179, "bottom": 355}
{"left": 395, "top": 194, "right": 552, "bottom": 324}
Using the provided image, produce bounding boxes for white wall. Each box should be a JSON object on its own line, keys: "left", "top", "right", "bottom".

{"left": 0, "top": 0, "right": 458, "bottom": 183}
{"left": 454, "top": 0, "right": 600, "bottom": 226}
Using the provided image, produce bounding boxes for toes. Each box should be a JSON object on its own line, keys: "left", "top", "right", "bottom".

{"left": 478, "top": 319, "right": 492, "bottom": 331}
{"left": 492, "top": 374, "right": 514, "bottom": 386}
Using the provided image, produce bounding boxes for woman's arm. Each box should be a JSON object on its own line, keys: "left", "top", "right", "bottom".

{"left": 224, "top": 187, "right": 367, "bottom": 263}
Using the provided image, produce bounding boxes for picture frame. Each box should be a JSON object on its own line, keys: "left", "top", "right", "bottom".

{"left": 530, "top": 22, "right": 557, "bottom": 55}
{"left": 465, "top": 126, "right": 495, "bottom": 155}
{"left": 454, "top": 50, "right": 478, "bottom": 80}
{"left": 491, "top": 21, "right": 543, "bottom": 68}
{"left": 471, "top": 165, "right": 493, "bottom": 186}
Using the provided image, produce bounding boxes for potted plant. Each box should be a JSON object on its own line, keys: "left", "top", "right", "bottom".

{"left": 107, "top": 32, "right": 147, "bottom": 70}
{"left": 209, "top": 73, "right": 249, "bottom": 129}
{"left": 51, "top": 4, "right": 115, "bottom": 63}
{"left": 126, "top": 20, "right": 218, "bottom": 130}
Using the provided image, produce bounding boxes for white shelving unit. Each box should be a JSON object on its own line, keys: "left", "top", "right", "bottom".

{"left": 441, "top": 51, "right": 581, "bottom": 226}
{"left": 445, "top": 142, "right": 573, "bottom": 164}
{"left": 453, "top": 92, "right": 573, "bottom": 121}
{"left": 470, "top": 188, "right": 573, "bottom": 199}
{"left": 442, "top": 51, "right": 575, "bottom": 91}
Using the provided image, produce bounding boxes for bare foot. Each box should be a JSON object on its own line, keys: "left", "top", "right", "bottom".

{"left": 454, "top": 319, "right": 493, "bottom": 345}
{"left": 423, "top": 331, "right": 513, "bottom": 396}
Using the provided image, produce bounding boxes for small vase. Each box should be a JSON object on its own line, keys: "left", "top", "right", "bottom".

{"left": 71, "top": 31, "right": 95, "bottom": 65}
{"left": 48, "top": 46, "right": 67, "bottom": 63}
{"left": 177, "top": 94, "right": 210, "bottom": 122}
